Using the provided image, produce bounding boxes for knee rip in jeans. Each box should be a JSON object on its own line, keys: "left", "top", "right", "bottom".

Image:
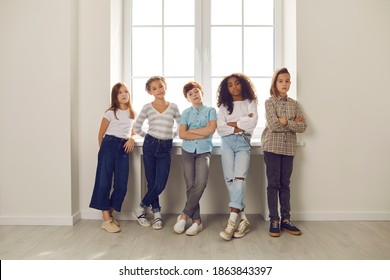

{"left": 227, "top": 177, "right": 245, "bottom": 183}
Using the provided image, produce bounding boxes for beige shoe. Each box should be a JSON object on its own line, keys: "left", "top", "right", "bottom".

{"left": 219, "top": 219, "right": 238, "bottom": 241}
{"left": 101, "top": 219, "right": 121, "bottom": 233}
{"left": 110, "top": 216, "right": 119, "bottom": 227}
{"left": 233, "top": 219, "right": 250, "bottom": 238}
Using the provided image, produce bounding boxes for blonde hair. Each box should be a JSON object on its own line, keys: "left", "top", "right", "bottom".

{"left": 145, "top": 76, "right": 167, "bottom": 92}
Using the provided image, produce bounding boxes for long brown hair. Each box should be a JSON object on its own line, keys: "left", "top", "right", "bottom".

{"left": 270, "top": 67, "right": 290, "bottom": 97}
{"left": 107, "top": 82, "right": 135, "bottom": 119}
{"left": 217, "top": 73, "right": 257, "bottom": 114}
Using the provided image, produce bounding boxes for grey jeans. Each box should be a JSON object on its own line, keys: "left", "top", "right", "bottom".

{"left": 181, "top": 149, "right": 211, "bottom": 221}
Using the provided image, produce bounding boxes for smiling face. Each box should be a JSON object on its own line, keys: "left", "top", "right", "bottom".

{"left": 275, "top": 73, "right": 291, "bottom": 98}
{"left": 147, "top": 79, "right": 166, "bottom": 100}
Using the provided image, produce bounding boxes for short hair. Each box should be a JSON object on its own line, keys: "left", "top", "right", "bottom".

{"left": 182, "top": 81, "right": 204, "bottom": 98}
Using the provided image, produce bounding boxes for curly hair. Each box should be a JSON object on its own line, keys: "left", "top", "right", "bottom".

{"left": 216, "top": 73, "right": 257, "bottom": 114}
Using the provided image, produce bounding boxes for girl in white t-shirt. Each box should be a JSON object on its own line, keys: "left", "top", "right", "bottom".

{"left": 217, "top": 73, "right": 258, "bottom": 241}
{"left": 90, "top": 82, "right": 136, "bottom": 233}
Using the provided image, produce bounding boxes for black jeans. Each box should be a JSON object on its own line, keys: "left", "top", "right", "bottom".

{"left": 263, "top": 151, "right": 294, "bottom": 221}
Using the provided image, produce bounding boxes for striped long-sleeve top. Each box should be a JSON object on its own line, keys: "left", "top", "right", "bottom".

{"left": 134, "top": 102, "right": 181, "bottom": 140}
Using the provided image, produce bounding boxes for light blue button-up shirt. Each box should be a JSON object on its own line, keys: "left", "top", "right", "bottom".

{"left": 180, "top": 105, "right": 217, "bottom": 154}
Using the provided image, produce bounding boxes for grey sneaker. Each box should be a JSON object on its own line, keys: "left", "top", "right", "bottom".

{"left": 233, "top": 219, "right": 250, "bottom": 238}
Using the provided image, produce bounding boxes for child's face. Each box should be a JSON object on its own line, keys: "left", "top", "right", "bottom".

{"left": 118, "top": 85, "right": 130, "bottom": 105}
{"left": 148, "top": 80, "right": 166, "bottom": 99}
{"left": 186, "top": 87, "right": 203, "bottom": 106}
{"left": 227, "top": 77, "right": 242, "bottom": 100}
{"left": 276, "top": 73, "right": 291, "bottom": 98}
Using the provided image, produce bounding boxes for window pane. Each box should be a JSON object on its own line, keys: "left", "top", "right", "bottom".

{"left": 211, "top": 27, "right": 242, "bottom": 76}
{"left": 132, "top": 78, "right": 154, "bottom": 113}
{"left": 132, "top": 0, "right": 162, "bottom": 25}
{"left": 211, "top": 0, "right": 242, "bottom": 25}
{"left": 165, "top": 78, "right": 194, "bottom": 113}
{"left": 244, "top": 0, "right": 274, "bottom": 25}
{"left": 244, "top": 27, "right": 274, "bottom": 76}
{"left": 132, "top": 28, "right": 162, "bottom": 76}
{"left": 252, "top": 78, "right": 271, "bottom": 127}
{"left": 164, "top": 0, "right": 194, "bottom": 25}
{"left": 164, "top": 27, "right": 194, "bottom": 76}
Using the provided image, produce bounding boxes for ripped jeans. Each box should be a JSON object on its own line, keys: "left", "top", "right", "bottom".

{"left": 220, "top": 134, "right": 251, "bottom": 210}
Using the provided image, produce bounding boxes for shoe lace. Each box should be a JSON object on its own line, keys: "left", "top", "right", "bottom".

{"left": 271, "top": 221, "right": 279, "bottom": 229}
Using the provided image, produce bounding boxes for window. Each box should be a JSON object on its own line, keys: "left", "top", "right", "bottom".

{"left": 123, "top": 0, "right": 281, "bottom": 132}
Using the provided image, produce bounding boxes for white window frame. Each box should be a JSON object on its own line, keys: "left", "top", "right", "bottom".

{"left": 121, "top": 0, "right": 284, "bottom": 135}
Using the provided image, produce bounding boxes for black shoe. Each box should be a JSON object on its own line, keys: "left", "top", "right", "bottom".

{"left": 281, "top": 219, "right": 302, "bottom": 235}
{"left": 269, "top": 220, "right": 280, "bottom": 237}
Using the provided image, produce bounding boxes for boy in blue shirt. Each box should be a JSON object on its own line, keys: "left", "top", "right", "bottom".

{"left": 174, "top": 81, "right": 217, "bottom": 236}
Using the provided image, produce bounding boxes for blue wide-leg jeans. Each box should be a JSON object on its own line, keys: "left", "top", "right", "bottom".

{"left": 90, "top": 135, "right": 129, "bottom": 212}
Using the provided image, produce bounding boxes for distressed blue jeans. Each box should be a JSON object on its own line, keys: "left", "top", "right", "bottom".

{"left": 89, "top": 135, "right": 129, "bottom": 212}
{"left": 221, "top": 134, "right": 251, "bottom": 210}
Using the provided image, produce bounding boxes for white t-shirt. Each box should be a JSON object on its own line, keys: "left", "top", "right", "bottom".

{"left": 103, "top": 109, "right": 135, "bottom": 140}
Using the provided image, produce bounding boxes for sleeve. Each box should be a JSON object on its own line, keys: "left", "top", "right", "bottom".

{"left": 180, "top": 108, "right": 189, "bottom": 125}
{"left": 265, "top": 99, "right": 290, "bottom": 133}
{"left": 287, "top": 101, "right": 307, "bottom": 133}
{"left": 209, "top": 107, "right": 217, "bottom": 121}
{"left": 237, "top": 100, "right": 258, "bottom": 132}
{"left": 103, "top": 110, "right": 112, "bottom": 121}
{"left": 217, "top": 106, "right": 235, "bottom": 136}
{"left": 173, "top": 104, "right": 181, "bottom": 138}
{"left": 134, "top": 105, "right": 148, "bottom": 137}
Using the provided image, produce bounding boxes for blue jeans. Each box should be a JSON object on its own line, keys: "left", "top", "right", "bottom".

{"left": 263, "top": 151, "right": 294, "bottom": 221}
{"left": 181, "top": 149, "right": 211, "bottom": 221}
{"left": 141, "top": 134, "right": 173, "bottom": 213}
{"left": 221, "top": 134, "right": 251, "bottom": 210}
{"left": 90, "top": 135, "right": 129, "bottom": 212}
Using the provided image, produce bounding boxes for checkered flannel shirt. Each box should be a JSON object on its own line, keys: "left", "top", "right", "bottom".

{"left": 261, "top": 96, "right": 307, "bottom": 156}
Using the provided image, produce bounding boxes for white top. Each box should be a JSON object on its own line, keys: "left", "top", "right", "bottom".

{"left": 217, "top": 99, "right": 258, "bottom": 139}
{"left": 103, "top": 109, "right": 135, "bottom": 139}
{"left": 134, "top": 102, "right": 181, "bottom": 140}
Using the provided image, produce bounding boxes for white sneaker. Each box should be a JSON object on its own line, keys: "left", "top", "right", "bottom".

{"left": 233, "top": 219, "right": 250, "bottom": 238}
{"left": 174, "top": 215, "right": 186, "bottom": 234}
{"left": 132, "top": 208, "right": 151, "bottom": 227}
{"left": 220, "top": 219, "right": 238, "bottom": 241}
{"left": 186, "top": 223, "right": 203, "bottom": 236}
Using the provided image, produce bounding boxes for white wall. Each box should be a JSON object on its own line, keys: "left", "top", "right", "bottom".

{"left": 0, "top": 0, "right": 389, "bottom": 225}
{"left": 0, "top": 0, "right": 78, "bottom": 225}
{"left": 294, "top": 0, "right": 390, "bottom": 220}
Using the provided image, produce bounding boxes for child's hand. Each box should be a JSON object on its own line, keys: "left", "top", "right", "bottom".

{"left": 295, "top": 115, "right": 304, "bottom": 122}
{"left": 124, "top": 138, "right": 135, "bottom": 153}
{"left": 279, "top": 117, "right": 288, "bottom": 126}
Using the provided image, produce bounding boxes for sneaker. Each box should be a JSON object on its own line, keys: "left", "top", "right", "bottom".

{"left": 269, "top": 220, "right": 280, "bottom": 237}
{"left": 220, "top": 219, "right": 238, "bottom": 241}
{"left": 152, "top": 217, "right": 163, "bottom": 230}
{"left": 101, "top": 219, "right": 121, "bottom": 233}
{"left": 174, "top": 215, "right": 186, "bottom": 234}
{"left": 110, "top": 216, "right": 119, "bottom": 227}
{"left": 186, "top": 222, "right": 203, "bottom": 236}
{"left": 132, "top": 208, "right": 151, "bottom": 227}
{"left": 281, "top": 219, "right": 302, "bottom": 235}
{"left": 233, "top": 219, "right": 250, "bottom": 238}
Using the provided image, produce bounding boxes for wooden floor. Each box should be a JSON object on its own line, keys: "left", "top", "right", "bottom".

{"left": 1, "top": 215, "right": 390, "bottom": 260}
